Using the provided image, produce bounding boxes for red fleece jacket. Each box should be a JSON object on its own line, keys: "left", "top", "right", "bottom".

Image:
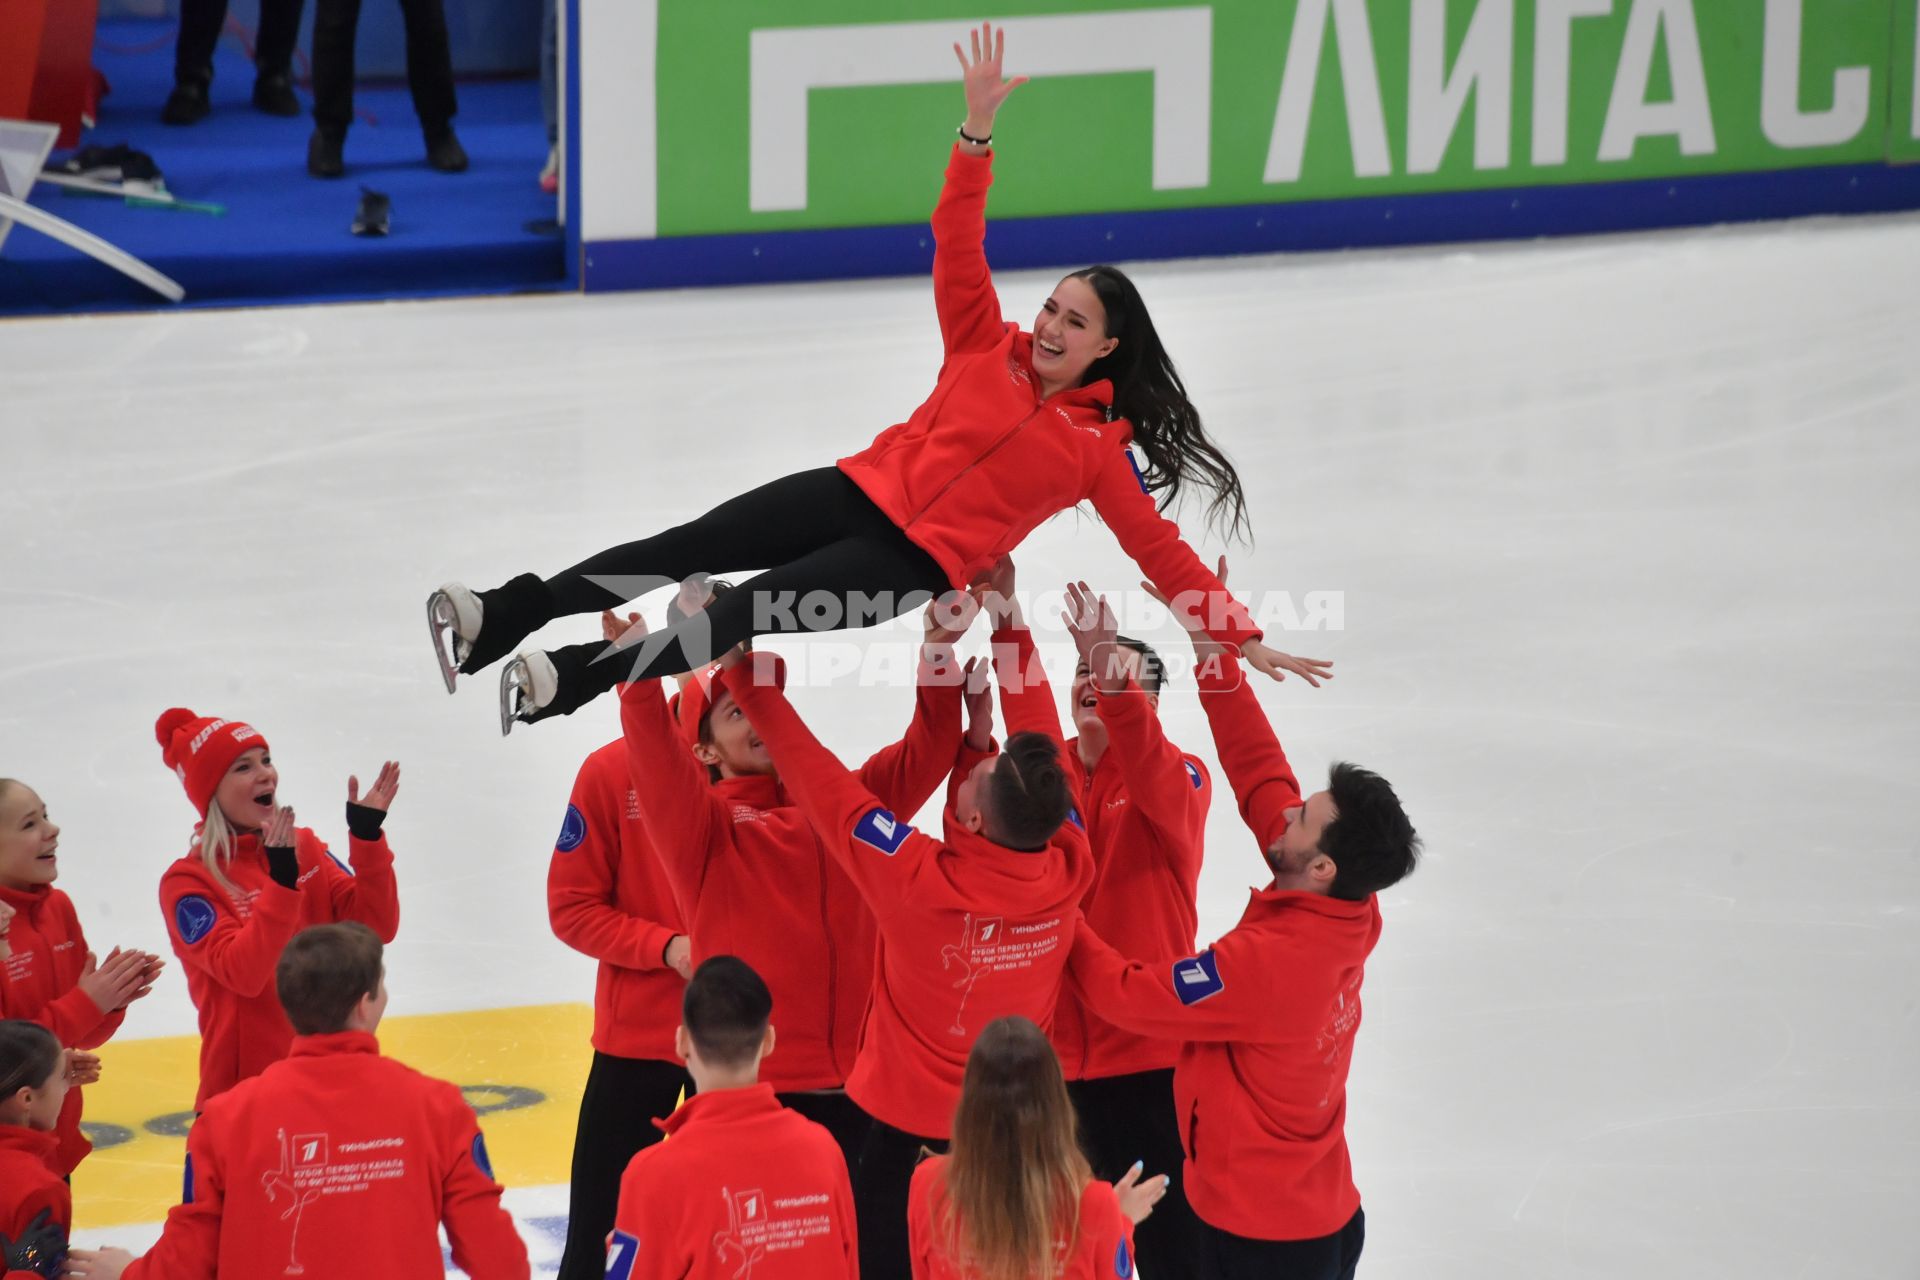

{"left": 0, "top": 1125, "right": 69, "bottom": 1280}
{"left": 620, "top": 665, "right": 960, "bottom": 1092}
{"left": 987, "top": 626, "right": 1209, "bottom": 1081}
{"left": 160, "top": 827, "right": 401, "bottom": 1110}
{"left": 836, "top": 145, "right": 1258, "bottom": 652}
{"left": 1065, "top": 654, "right": 1382, "bottom": 1242}
{"left": 907, "top": 1156, "right": 1136, "bottom": 1280}
{"left": 607, "top": 1084, "right": 857, "bottom": 1280}
{"left": 547, "top": 738, "right": 686, "bottom": 1062}
{"left": 732, "top": 655, "right": 1093, "bottom": 1140}
{"left": 0, "top": 883, "right": 124, "bottom": 1175}
{"left": 127, "top": 1031, "right": 525, "bottom": 1280}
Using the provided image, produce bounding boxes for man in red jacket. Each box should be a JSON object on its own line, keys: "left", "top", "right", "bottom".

{"left": 981, "top": 569, "right": 1209, "bottom": 1280}
{"left": 67, "top": 923, "right": 528, "bottom": 1280}
{"left": 1063, "top": 583, "right": 1419, "bottom": 1280}
{"left": 607, "top": 955, "right": 857, "bottom": 1280}
{"left": 724, "top": 625, "right": 1093, "bottom": 1280}
{"left": 547, "top": 588, "right": 725, "bottom": 1280}
{"left": 617, "top": 601, "right": 966, "bottom": 1172}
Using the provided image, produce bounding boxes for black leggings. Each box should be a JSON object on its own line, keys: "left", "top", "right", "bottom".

{"left": 555, "top": 1053, "right": 693, "bottom": 1280}
{"left": 854, "top": 1118, "right": 948, "bottom": 1280}
{"left": 548, "top": 468, "right": 950, "bottom": 690}
{"left": 1071, "top": 1069, "right": 1203, "bottom": 1280}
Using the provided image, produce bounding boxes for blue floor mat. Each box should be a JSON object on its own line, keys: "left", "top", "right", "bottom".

{"left": 0, "top": 18, "right": 567, "bottom": 315}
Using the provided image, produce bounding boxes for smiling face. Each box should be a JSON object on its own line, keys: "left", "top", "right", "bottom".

{"left": 1069, "top": 650, "right": 1158, "bottom": 735}
{"left": 693, "top": 691, "right": 774, "bottom": 779}
{"left": 1032, "top": 276, "right": 1118, "bottom": 392}
{"left": 0, "top": 783, "right": 60, "bottom": 890}
{"left": 212, "top": 747, "right": 279, "bottom": 832}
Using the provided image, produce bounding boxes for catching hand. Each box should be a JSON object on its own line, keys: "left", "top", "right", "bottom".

{"left": 602, "top": 609, "right": 647, "bottom": 646}
{"left": 962, "top": 657, "right": 995, "bottom": 750}
{"left": 66, "top": 1049, "right": 103, "bottom": 1087}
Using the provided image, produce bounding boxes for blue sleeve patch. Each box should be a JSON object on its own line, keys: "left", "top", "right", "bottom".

{"left": 1124, "top": 448, "right": 1151, "bottom": 494}
{"left": 327, "top": 849, "right": 355, "bottom": 877}
{"left": 605, "top": 1228, "right": 640, "bottom": 1280}
{"left": 1115, "top": 1238, "right": 1134, "bottom": 1278}
{"left": 852, "top": 808, "right": 912, "bottom": 856}
{"left": 471, "top": 1132, "right": 494, "bottom": 1179}
{"left": 173, "top": 895, "right": 218, "bottom": 946}
{"left": 1172, "top": 951, "right": 1225, "bottom": 1005}
{"left": 182, "top": 1151, "right": 195, "bottom": 1205}
{"left": 1066, "top": 806, "right": 1085, "bottom": 831}
{"left": 1184, "top": 760, "right": 1203, "bottom": 790}
{"left": 556, "top": 804, "right": 587, "bottom": 853}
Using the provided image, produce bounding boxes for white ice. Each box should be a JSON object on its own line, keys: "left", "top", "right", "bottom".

{"left": 6, "top": 213, "right": 1919, "bottom": 1278}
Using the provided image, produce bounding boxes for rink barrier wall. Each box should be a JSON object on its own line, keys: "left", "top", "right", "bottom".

{"left": 580, "top": 161, "right": 1920, "bottom": 291}
{"left": 575, "top": 0, "right": 1920, "bottom": 291}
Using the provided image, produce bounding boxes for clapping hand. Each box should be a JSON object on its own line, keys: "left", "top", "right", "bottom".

{"left": 348, "top": 761, "right": 401, "bottom": 813}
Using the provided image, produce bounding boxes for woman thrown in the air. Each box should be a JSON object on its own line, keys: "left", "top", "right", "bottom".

{"left": 428, "top": 22, "right": 1330, "bottom": 734}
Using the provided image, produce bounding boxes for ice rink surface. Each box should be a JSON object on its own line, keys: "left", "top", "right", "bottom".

{"left": 5, "top": 213, "right": 1918, "bottom": 1277}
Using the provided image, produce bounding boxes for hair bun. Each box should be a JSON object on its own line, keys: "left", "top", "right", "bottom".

{"left": 154, "top": 707, "right": 198, "bottom": 764}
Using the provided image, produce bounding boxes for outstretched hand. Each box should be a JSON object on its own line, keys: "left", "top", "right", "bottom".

{"left": 348, "top": 761, "right": 401, "bottom": 812}
{"left": 1113, "top": 1160, "right": 1171, "bottom": 1225}
{"left": 1142, "top": 556, "right": 1335, "bottom": 686}
{"left": 1061, "top": 581, "right": 1127, "bottom": 694}
{"left": 962, "top": 657, "right": 995, "bottom": 750}
{"left": 923, "top": 589, "right": 983, "bottom": 648}
{"left": 952, "top": 21, "right": 1027, "bottom": 132}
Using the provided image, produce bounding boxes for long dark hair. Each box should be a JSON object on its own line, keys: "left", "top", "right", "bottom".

{"left": 939, "top": 1016, "right": 1090, "bottom": 1280}
{"left": 1071, "top": 265, "right": 1250, "bottom": 542}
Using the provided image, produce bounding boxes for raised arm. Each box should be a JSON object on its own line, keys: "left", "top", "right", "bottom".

{"left": 620, "top": 677, "right": 727, "bottom": 917}
{"left": 546, "top": 749, "right": 682, "bottom": 973}
{"left": 1063, "top": 581, "right": 1211, "bottom": 840}
{"left": 726, "top": 654, "right": 937, "bottom": 918}
{"left": 319, "top": 767, "right": 402, "bottom": 942}
{"left": 1195, "top": 653, "right": 1303, "bottom": 852}
{"left": 854, "top": 600, "right": 971, "bottom": 818}
{"left": 932, "top": 22, "right": 1026, "bottom": 358}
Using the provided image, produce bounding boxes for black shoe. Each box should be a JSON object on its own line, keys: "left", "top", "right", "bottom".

{"left": 162, "top": 82, "right": 210, "bottom": 125}
{"left": 252, "top": 72, "right": 301, "bottom": 117}
{"left": 424, "top": 127, "right": 468, "bottom": 173}
{"left": 307, "top": 128, "right": 345, "bottom": 178}
{"left": 457, "top": 573, "right": 557, "bottom": 675}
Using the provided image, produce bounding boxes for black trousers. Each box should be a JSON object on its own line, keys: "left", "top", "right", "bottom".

{"left": 854, "top": 1117, "right": 948, "bottom": 1280}
{"left": 547, "top": 467, "right": 949, "bottom": 695}
{"left": 779, "top": 1089, "right": 873, "bottom": 1184}
{"left": 554, "top": 1053, "right": 693, "bottom": 1280}
{"left": 175, "top": 0, "right": 304, "bottom": 85}
{"left": 311, "top": 0, "right": 457, "bottom": 133}
{"left": 1199, "top": 1208, "right": 1365, "bottom": 1280}
{"left": 1070, "top": 1069, "right": 1203, "bottom": 1280}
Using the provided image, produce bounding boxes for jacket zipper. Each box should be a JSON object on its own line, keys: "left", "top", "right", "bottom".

{"left": 903, "top": 401, "right": 1048, "bottom": 529}
{"left": 816, "top": 839, "right": 840, "bottom": 1078}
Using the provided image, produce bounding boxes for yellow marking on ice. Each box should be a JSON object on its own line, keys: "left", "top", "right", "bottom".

{"left": 71, "top": 1003, "right": 598, "bottom": 1229}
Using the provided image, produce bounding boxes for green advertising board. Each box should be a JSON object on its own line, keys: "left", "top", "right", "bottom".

{"left": 652, "top": 0, "right": 1917, "bottom": 237}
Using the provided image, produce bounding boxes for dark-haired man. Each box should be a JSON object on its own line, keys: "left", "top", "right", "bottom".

{"left": 607, "top": 956, "right": 857, "bottom": 1280}
{"left": 617, "top": 601, "right": 966, "bottom": 1173}
{"left": 69, "top": 923, "right": 527, "bottom": 1280}
{"left": 1064, "top": 571, "right": 1419, "bottom": 1280}
{"left": 724, "top": 619, "right": 1094, "bottom": 1280}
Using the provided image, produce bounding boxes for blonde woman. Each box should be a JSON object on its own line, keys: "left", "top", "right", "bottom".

{"left": 154, "top": 709, "right": 401, "bottom": 1110}
{"left": 908, "top": 1017, "right": 1166, "bottom": 1280}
